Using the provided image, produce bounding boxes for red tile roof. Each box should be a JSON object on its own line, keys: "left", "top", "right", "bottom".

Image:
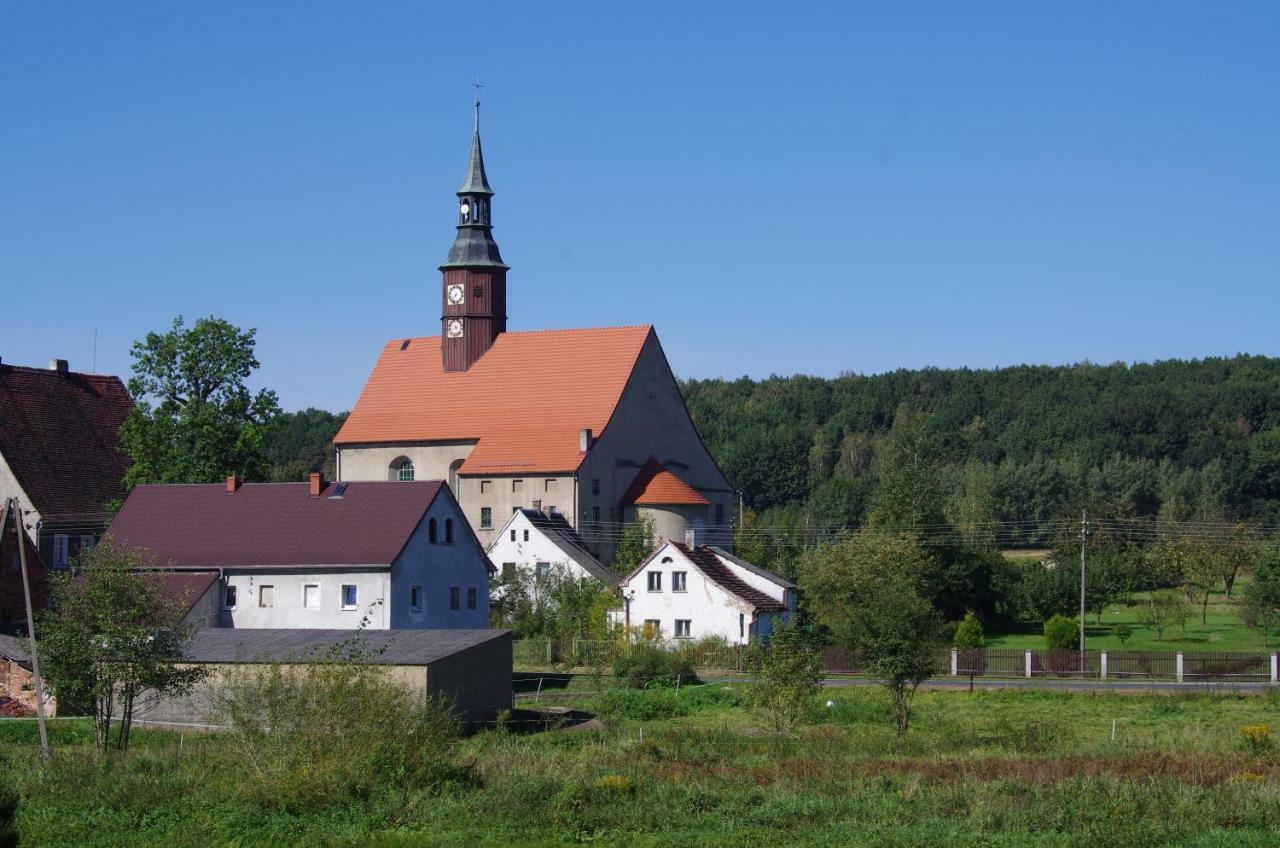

{"left": 674, "top": 543, "right": 788, "bottom": 613}
{"left": 0, "top": 364, "right": 133, "bottom": 522}
{"left": 107, "top": 480, "right": 445, "bottom": 568}
{"left": 621, "top": 458, "right": 709, "bottom": 506}
{"left": 334, "top": 326, "right": 654, "bottom": 474}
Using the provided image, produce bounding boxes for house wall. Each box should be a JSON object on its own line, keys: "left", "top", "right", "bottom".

{"left": 180, "top": 586, "right": 222, "bottom": 630}
{"left": 578, "top": 333, "right": 734, "bottom": 562}
{"left": 486, "top": 511, "right": 600, "bottom": 583}
{"left": 619, "top": 547, "right": 756, "bottom": 645}
{"left": 718, "top": 559, "right": 793, "bottom": 608}
{"left": 389, "top": 494, "right": 490, "bottom": 629}
{"left": 219, "top": 569, "right": 391, "bottom": 629}
{"left": 454, "top": 474, "right": 572, "bottom": 550}
{"left": 0, "top": 658, "right": 45, "bottom": 715}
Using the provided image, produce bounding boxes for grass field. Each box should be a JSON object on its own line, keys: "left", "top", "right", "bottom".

{"left": 4, "top": 684, "right": 1280, "bottom": 846}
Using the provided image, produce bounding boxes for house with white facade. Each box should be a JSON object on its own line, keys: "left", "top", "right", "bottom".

{"left": 615, "top": 541, "right": 796, "bottom": 645}
{"left": 487, "top": 508, "right": 614, "bottom": 585}
{"left": 107, "top": 474, "right": 491, "bottom": 629}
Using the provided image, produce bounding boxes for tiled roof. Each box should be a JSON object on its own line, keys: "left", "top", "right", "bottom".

{"left": 518, "top": 509, "right": 614, "bottom": 583}
{"left": 673, "top": 543, "right": 788, "bottom": 613}
{"left": 707, "top": 545, "right": 795, "bottom": 590}
{"left": 161, "top": 571, "right": 219, "bottom": 616}
{"left": 182, "top": 628, "right": 509, "bottom": 665}
{"left": 0, "top": 634, "right": 32, "bottom": 664}
{"left": 334, "top": 326, "right": 654, "bottom": 474}
{"left": 0, "top": 364, "right": 133, "bottom": 522}
{"left": 107, "top": 480, "right": 445, "bottom": 568}
{"left": 621, "top": 458, "right": 709, "bottom": 506}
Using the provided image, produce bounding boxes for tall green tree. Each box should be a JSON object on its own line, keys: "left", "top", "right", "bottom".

{"left": 119, "top": 315, "right": 281, "bottom": 487}
{"left": 1241, "top": 546, "right": 1280, "bottom": 647}
{"left": 868, "top": 405, "right": 946, "bottom": 531}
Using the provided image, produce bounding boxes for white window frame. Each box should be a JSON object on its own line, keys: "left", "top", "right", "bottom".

{"left": 410, "top": 585, "right": 423, "bottom": 612}
{"left": 647, "top": 571, "right": 662, "bottom": 592}
{"left": 52, "top": 534, "right": 69, "bottom": 567}
{"left": 341, "top": 584, "right": 358, "bottom": 610}
{"left": 672, "top": 571, "right": 687, "bottom": 592}
{"left": 674, "top": 619, "right": 692, "bottom": 639}
{"left": 480, "top": 507, "right": 493, "bottom": 529}
{"left": 302, "top": 583, "right": 321, "bottom": 610}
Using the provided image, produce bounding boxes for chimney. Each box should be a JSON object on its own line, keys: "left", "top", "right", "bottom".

{"left": 685, "top": 527, "right": 698, "bottom": 547}
{"left": 309, "top": 472, "right": 324, "bottom": 497}
{"left": 225, "top": 474, "right": 241, "bottom": 493}
{"left": 49, "top": 359, "right": 68, "bottom": 373}
{"left": 579, "top": 428, "right": 592, "bottom": 452}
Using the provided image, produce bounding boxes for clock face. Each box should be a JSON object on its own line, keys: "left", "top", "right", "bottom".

{"left": 447, "top": 318, "right": 464, "bottom": 338}
{"left": 447, "top": 284, "right": 465, "bottom": 305}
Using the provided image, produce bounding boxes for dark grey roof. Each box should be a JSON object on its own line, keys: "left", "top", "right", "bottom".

{"left": 181, "top": 628, "right": 508, "bottom": 666}
{"left": 458, "top": 112, "right": 493, "bottom": 196}
{"left": 518, "top": 509, "right": 615, "bottom": 583}
{"left": 0, "top": 634, "right": 32, "bottom": 665}
{"left": 708, "top": 546, "right": 796, "bottom": 590}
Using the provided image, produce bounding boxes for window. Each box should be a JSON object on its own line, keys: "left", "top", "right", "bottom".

{"left": 592, "top": 506, "right": 600, "bottom": 525}
{"left": 545, "top": 478, "right": 556, "bottom": 492}
{"left": 303, "top": 584, "right": 320, "bottom": 610}
{"left": 411, "top": 585, "right": 423, "bottom": 612}
{"left": 715, "top": 503, "right": 725, "bottom": 525}
{"left": 739, "top": 613, "right": 745, "bottom": 639}
{"left": 449, "top": 587, "right": 461, "bottom": 610}
{"left": 512, "top": 479, "right": 523, "bottom": 493}
{"left": 341, "top": 584, "right": 358, "bottom": 609}
{"left": 674, "top": 619, "right": 692, "bottom": 639}
{"left": 223, "top": 585, "right": 237, "bottom": 610}
{"left": 259, "top": 585, "right": 274, "bottom": 608}
{"left": 80, "top": 535, "right": 95, "bottom": 555}
{"left": 510, "top": 529, "right": 516, "bottom": 542}
{"left": 647, "top": 571, "right": 662, "bottom": 592}
{"left": 481, "top": 480, "right": 492, "bottom": 493}
{"left": 592, "top": 479, "right": 600, "bottom": 496}
{"left": 52, "top": 534, "right": 69, "bottom": 567}
{"left": 523, "top": 529, "right": 529, "bottom": 542}
{"left": 428, "top": 517, "right": 438, "bottom": 544}
{"left": 536, "top": 562, "right": 550, "bottom": 580}
{"left": 445, "top": 519, "right": 454, "bottom": 544}
{"left": 672, "top": 571, "right": 687, "bottom": 592}
{"left": 392, "top": 458, "right": 415, "bottom": 482}
{"left": 480, "top": 507, "right": 492, "bottom": 529}
{"left": 467, "top": 587, "right": 477, "bottom": 610}
{"left": 643, "top": 619, "right": 661, "bottom": 637}
{"left": 501, "top": 562, "right": 516, "bottom": 579}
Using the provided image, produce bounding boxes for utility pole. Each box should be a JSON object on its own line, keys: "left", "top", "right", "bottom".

{"left": 11, "top": 498, "right": 50, "bottom": 762}
{"left": 1079, "top": 510, "right": 1088, "bottom": 676}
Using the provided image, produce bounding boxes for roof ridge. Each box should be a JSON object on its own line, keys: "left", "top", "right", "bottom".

{"left": 388, "top": 324, "right": 653, "bottom": 345}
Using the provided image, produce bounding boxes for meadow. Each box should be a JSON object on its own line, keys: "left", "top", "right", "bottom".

{"left": 3, "top": 683, "right": 1280, "bottom": 847}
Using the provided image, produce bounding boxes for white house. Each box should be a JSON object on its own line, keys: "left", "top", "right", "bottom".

{"left": 107, "top": 474, "right": 492, "bottom": 630}
{"left": 487, "top": 508, "right": 615, "bottom": 585}
{"left": 615, "top": 541, "right": 796, "bottom": 645}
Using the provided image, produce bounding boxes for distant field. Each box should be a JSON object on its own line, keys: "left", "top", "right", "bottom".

{"left": 4, "top": 685, "right": 1280, "bottom": 846}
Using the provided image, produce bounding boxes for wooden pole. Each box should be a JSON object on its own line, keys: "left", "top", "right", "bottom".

{"left": 11, "top": 498, "right": 50, "bottom": 762}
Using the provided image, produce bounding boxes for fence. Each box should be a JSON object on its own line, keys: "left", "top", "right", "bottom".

{"left": 512, "top": 638, "right": 743, "bottom": 670}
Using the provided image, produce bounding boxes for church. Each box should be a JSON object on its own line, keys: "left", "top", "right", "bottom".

{"left": 334, "top": 102, "right": 732, "bottom": 564}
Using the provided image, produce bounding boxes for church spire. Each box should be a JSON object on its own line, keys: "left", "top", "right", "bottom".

{"left": 441, "top": 97, "right": 506, "bottom": 270}
{"left": 458, "top": 99, "right": 493, "bottom": 196}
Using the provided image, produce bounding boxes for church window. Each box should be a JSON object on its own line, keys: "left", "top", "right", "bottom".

{"left": 429, "top": 518, "right": 438, "bottom": 544}
{"left": 391, "top": 457, "right": 415, "bottom": 482}
{"left": 480, "top": 508, "right": 492, "bottom": 529}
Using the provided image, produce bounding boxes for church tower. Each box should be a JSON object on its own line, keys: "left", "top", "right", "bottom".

{"left": 440, "top": 99, "right": 508, "bottom": 372}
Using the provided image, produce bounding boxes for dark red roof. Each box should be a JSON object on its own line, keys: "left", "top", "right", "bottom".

{"left": 107, "top": 480, "right": 445, "bottom": 568}
{"left": 674, "top": 543, "right": 788, "bottom": 613}
{"left": 161, "top": 571, "right": 219, "bottom": 614}
{"left": 0, "top": 364, "right": 133, "bottom": 523}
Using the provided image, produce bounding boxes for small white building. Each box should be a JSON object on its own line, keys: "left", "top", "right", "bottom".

{"left": 107, "top": 474, "right": 492, "bottom": 630}
{"left": 487, "top": 508, "right": 614, "bottom": 585}
{"left": 615, "top": 541, "right": 796, "bottom": 645}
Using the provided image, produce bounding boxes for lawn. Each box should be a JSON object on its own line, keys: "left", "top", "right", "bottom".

{"left": 5, "top": 684, "right": 1280, "bottom": 846}
{"left": 985, "top": 582, "right": 1275, "bottom": 654}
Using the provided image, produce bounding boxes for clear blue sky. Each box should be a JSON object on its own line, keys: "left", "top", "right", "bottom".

{"left": 3, "top": 2, "right": 1278, "bottom": 411}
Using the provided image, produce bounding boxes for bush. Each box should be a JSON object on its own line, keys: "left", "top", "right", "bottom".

{"left": 613, "top": 645, "right": 698, "bottom": 689}
{"left": 1044, "top": 614, "right": 1079, "bottom": 650}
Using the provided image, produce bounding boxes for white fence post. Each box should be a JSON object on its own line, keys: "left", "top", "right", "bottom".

{"left": 1176, "top": 652, "right": 1184, "bottom": 684}
{"left": 1100, "top": 651, "right": 1108, "bottom": 680}
{"left": 1271, "top": 652, "right": 1277, "bottom": 685}
{"left": 1024, "top": 650, "right": 1032, "bottom": 679}
{"left": 950, "top": 648, "right": 958, "bottom": 677}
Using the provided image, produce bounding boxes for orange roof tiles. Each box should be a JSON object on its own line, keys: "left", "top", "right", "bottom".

{"left": 621, "top": 458, "right": 710, "bottom": 506}
{"left": 335, "top": 326, "right": 654, "bottom": 474}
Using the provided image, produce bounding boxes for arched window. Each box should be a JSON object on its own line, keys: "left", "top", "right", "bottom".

{"left": 390, "top": 457, "right": 415, "bottom": 482}
{"left": 428, "top": 517, "right": 438, "bottom": 544}
{"left": 445, "top": 519, "right": 454, "bottom": 544}
{"left": 661, "top": 556, "right": 673, "bottom": 564}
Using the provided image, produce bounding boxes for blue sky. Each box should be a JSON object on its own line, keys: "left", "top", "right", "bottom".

{"left": 3, "top": 2, "right": 1278, "bottom": 411}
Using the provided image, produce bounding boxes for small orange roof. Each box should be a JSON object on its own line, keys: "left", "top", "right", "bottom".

{"left": 335, "top": 326, "right": 653, "bottom": 474}
{"left": 621, "top": 458, "right": 710, "bottom": 506}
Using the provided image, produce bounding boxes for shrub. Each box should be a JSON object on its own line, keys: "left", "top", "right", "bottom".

{"left": 1113, "top": 622, "right": 1134, "bottom": 647}
{"left": 613, "top": 645, "right": 697, "bottom": 689}
{"left": 1044, "top": 614, "right": 1079, "bottom": 650}
{"left": 744, "top": 622, "right": 823, "bottom": 735}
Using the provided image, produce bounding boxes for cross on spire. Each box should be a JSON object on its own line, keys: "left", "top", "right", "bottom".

{"left": 472, "top": 76, "right": 484, "bottom": 129}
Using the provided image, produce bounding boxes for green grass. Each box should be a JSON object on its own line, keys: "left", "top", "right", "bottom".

{"left": 5, "top": 685, "right": 1280, "bottom": 846}
{"left": 986, "top": 583, "right": 1274, "bottom": 653}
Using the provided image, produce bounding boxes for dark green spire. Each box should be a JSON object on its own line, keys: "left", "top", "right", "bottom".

{"left": 441, "top": 99, "right": 507, "bottom": 270}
